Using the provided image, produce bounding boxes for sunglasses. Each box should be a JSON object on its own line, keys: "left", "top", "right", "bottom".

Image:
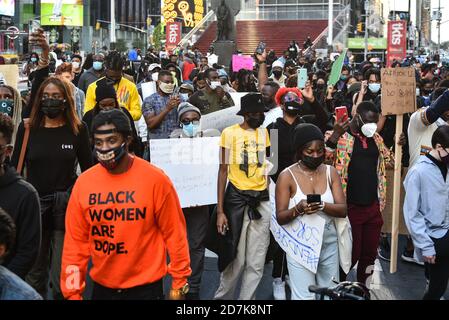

{"left": 181, "top": 119, "right": 200, "bottom": 126}
{"left": 283, "top": 93, "right": 303, "bottom": 105}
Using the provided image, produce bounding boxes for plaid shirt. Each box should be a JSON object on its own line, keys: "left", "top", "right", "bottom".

{"left": 142, "top": 92, "right": 179, "bottom": 139}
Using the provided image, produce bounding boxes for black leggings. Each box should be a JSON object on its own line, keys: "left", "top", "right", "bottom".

{"left": 423, "top": 230, "right": 449, "bottom": 300}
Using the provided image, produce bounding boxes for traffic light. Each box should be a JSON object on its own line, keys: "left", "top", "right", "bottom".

{"left": 96, "top": 21, "right": 100, "bottom": 31}
{"left": 357, "top": 22, "right": 363, "bottom": 33}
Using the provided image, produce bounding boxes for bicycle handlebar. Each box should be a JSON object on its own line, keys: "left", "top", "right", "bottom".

{"left": 308, "top": 285, "right": 366, "bottom": 301}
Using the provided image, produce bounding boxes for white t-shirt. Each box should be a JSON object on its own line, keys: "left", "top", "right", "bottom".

{"left": 408, "top": 108, "right": 446, "bottom": 168}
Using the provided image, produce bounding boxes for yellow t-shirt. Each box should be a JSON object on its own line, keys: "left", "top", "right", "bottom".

{"left": 220, "top": 124, "right": 271, "bottom": 191}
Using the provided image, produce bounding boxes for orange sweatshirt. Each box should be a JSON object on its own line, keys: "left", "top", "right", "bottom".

{"left": 61, "top": 157, "right": 191, "bottom": 300}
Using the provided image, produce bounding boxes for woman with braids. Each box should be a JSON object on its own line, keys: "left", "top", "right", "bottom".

{"left": 0, "top": 84, "right": 23, "bottom": 146}
{"left": 11, "top": 77, "right": 93, "bottom": 300}
{"left": 84, "top": 51, "right": 142, "bottom": 121}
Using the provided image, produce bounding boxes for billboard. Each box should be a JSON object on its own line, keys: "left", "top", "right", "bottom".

{"left": 41, "top": 0, "right": 83, "bottom": 27}
{"left": 386, "top": 20, "right": 407, "bottom": 68}
{"left": 162, "top": 0, "right": 204, "bottom": 28}
{"left": 0, "top": 0, "right": 15, "bottom": 17}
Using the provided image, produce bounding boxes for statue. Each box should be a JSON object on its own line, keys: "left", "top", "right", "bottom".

{"left": 216, "top": 0, "right": 231, "bottom": 41}
{"left": 213, "top": 0, "right": 240, "bottom": 42}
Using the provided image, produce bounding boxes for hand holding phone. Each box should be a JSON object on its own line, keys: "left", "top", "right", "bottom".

{"left": 335, "top": 106, "right": 349, "bottom": 123}
{"left": 256, "top": 42, "right": 266, "bottom": 55}
{"left": 307, "top": 194, "right": 321, "bottom": 204}
{"left": 297, "top": 68, "right": 308, "bottom": 89}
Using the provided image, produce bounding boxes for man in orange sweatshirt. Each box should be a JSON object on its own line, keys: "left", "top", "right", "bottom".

{"left": 60, "top": 109, "right": 191, "bottom": 300}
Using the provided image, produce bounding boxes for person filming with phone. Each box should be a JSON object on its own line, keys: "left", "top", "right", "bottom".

{"left": 275, "top": 123, "right": 349, "bottom": 300}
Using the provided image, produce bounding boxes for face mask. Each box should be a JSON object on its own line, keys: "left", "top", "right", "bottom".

{"left": 93, "top": 61, "right": 103, "bottom": 71}
{"left": 182, "top": 123, "right": 200, "bottom": 137}
{"left": 0, "top": 99, "right": 14, "bottom": 117}
{"left": 106, "top": 76, "right": 121, "bottom": 86}
{"left": 340, "top": 75, "right": 348, "bottom": 81}
{"left": 72, "top": 62, "right": 80, "bottom": 69}
{"left": 209, "top": 81, "right": 221, "bottom": 90}
{"left": 416, "top": 88, "right": 420, "bottom": 96}
{"left": 317, "top": 84, "right": 326, "bottom": 90}
{"left": 31, "top": 57, "right": 38, "bottom": 63}
{"left": 438, "top": 149, "right": 449, "bottom": 165}
{"left": 95, "top": 143, "right": 127, "bottom": 171}
{"left": 159, "top": 82, "right": 175, "bottom": 94}
{"left": 151, "top": 72, "right": 159, "bottom": 81}
{"left": 247, "top": 115, "right": 265, "bottom": 129}
{"left": 302, "top": 155, "right": 325, "bottom": 170}
{"left": 422, "top": 89, "right": 432, "bottom": 96}
{"left": 368, "top": 83, "right": 381, "bottom": 93}
{"left": 359, "top": 115, "right": 377, "bottom": 138}
{"left": 180, "top": 93, "right": 189, "bottom": 101}
{"left": 284, "top": 101, "right": 301, "bottom": 116}
{"left": 41, "top": 99, "right": 66, "bottom": 119}
{"left": 273, "top": 70, "right": 283, "bottom": 78}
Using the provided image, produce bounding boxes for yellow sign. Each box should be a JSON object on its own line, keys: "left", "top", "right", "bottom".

{"left": 162, "top": 0, "right": 204, "bottom": 27}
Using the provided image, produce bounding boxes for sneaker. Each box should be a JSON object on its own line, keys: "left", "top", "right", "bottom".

{"left": 377, "top": 237, "right": 391, "bottom": 262}
{"left": 401, "top": 249, "right": 424, "bottom": 266}
{"left": 273, "top": 278, "right": 286, "bottom": 300}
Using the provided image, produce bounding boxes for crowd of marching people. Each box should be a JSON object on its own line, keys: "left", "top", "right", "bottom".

{"left": 1, "top": 27, "right": 449, "bottom": 301}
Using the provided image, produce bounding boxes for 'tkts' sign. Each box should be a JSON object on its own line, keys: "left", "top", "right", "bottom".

{"left": 387, "top": 20, "right": 407, "bottom": 68}
{"left": 166, "top": 22, "right": 182, "bottom": 50}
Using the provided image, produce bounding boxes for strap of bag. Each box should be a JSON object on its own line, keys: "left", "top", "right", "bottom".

{"left": 17, "top": 119, "right": 30, "bottom": 174}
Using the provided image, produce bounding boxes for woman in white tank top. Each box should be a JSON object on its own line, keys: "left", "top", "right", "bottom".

{"left": 275, "top": 124, "right": 348, "bottom": 300}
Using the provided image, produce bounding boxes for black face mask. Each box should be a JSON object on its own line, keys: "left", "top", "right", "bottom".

{"left": 106, "top": 77, "right": 121, "bottom": 86}
{"left": 285, "top": 101, "right": 301, "bottom": 116}
{"left": 422, "top": 89, "right": 433, "bottom": 96}
{"left": 316, "top": 84, "right": 326, "bottom": 90}
{"left": 273, "top": 70, "right": 283, "bottom": 78}
{"left": 94, "top": 143, "right": 127, "bottom": 171}
{"left": 247, "top": 115, "right": 265, "bottom": 129}
{"left": 302, "top": 155, "right": 325, "bottom": 170}
{"left": 41, "top": 99, "right": 66, "bottom": 119}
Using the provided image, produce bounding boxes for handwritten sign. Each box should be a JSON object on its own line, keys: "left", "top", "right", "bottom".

{"left": 201, "top": 92, "right": 247, "bottom": 132}
{"left": 0, "top": 65, "right": 19, "bottom": 89}
{"left": 269, "top": 181, "right": 325, "bottom": 274}
{"left": 232, "top": 55, "right": 254, "bottom": 72}
{"left": 141, "top": 81, "right": 157, "bottom": 100}
{"left": 381, "top": 67, "right": 416, "bottom": 115}
{"left": 150, "top": 137, "right": 220, "bottom": 208}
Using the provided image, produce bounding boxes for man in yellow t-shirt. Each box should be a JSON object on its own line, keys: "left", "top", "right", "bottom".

{"left": 213, "top": 93, "right": 272, "bottom": 300}
{"left": 84, "top": 52, "right": 142, "bottom": 121}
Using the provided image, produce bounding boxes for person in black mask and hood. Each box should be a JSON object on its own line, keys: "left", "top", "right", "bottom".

{"left": 209, "top": 93, "right": 272, "bottom": 300}
{"left": 11, "top": 77, "right": 93, "bottom": 299}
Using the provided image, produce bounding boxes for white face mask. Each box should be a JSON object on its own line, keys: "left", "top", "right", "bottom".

{"left": 72, "top": 62, "right": 80, "bottom": 70}
{"left": 152, "top": 72, "right": 159, "bottom": 82}
{"left": 159, "top": 82, "right": 175, "bottom": 94}
{"left": 209, "top": 81, "right": 221, "bottom": 90}
{"left": 369, "top": 83, "right": 381, "bottom": 94}
{"left": 359, "top": 115, "right": 377, "bottom": 138}
{"left": 180, "top": 93, "right": 189, "bottom": 101}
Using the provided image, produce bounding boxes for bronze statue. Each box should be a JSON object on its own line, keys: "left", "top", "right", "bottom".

{"left": 216, "top": 0, "right": 231, "bottom": 41}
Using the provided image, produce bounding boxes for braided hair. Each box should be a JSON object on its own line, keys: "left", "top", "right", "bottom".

{"left": 104, "top": 51, "right": 124, "bottom": 72}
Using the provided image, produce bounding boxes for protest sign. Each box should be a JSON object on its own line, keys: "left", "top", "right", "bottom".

{"left": 0, "top": 65, "right": 19, "bottom": 89}
{"left": 269, "top": 181, "right": 325, "bottom": 274}
{"left": 232, "top": 55, "right": 254, "bottom": 72}
{"left": 327, "top": 49, "right": 347, "bottom": 86}
{"left": 381, "top": 67, "right": 416, "bottom": 116}
{"left": 262, "top": 107, "right": 283, "bottom": 128}
{"left": 150, "top": 137, "right": 220, "bottom": 208}
{"left": 380, "top": 67, "right": 416, "bottom": 273}
{"left": 141, "top": 81, "right": 157, "bottom": 100}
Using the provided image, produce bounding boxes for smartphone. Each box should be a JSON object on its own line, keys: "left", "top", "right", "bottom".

{"left": 335, "top": 106, "right": 349, "bottom": 122}
{"left": 256, "top": 42, "right": 266, "bottom": 55}
{"left": 29, "top": 20, "right": 42, "bottom": 54}
{"left": 307, "top": 194, "right": 321, "bottom": 204}
{"left": 297, "top": 68, "right": 308, "bottom": 89}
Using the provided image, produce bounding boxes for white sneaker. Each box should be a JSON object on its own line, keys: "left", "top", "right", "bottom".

{"left": 273, "top": 278, "right": 286, "bottom": 300}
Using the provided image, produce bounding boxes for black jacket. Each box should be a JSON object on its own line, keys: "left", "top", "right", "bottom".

{"left": 0, "top": 166, "right": 41, "bottom": 279}
{"left": 205, "top": 183, "right": 269, "bottom": 272}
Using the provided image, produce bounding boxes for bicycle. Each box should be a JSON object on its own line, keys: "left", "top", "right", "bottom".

{"left": 308, "top": 281, "right": 371, "bottom": 300}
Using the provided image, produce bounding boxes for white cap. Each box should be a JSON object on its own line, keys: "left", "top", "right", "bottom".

{"left": 272, "top": 60, "right": 284, "bottom": 69}
{"left": 149, "top": 63, "right": 162, "bottom": 71}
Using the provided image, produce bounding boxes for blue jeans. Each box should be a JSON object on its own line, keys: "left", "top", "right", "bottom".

{"left": 287, "top": 218, "right": 339, "bottom": 300}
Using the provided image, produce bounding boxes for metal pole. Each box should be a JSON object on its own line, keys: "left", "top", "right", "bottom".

{"left": 110, "top": 0, "right": 116, "bottom": 46}
{"left": 437, "top": 0, "right": 441, "bottom": 53}
{"left": 328, "top": 0, "right": 333, "bottom": 47}
{"left": 364, "top": 0, "right": 369, "bottom": 61}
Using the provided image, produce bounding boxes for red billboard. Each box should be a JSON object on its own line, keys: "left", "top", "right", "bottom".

{"left": 166, "top": 22, "right": 182, "bottom": 51}
{"left": 387, "top": 20, "right": 407, "bottom": 67}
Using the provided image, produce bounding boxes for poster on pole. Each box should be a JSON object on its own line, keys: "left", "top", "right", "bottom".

{"left": 166, "top": 22, "right": 182, "bottom": 51}
{"left": 386, "top": 20, "right": 407, "bottom": 68}
{"left": 327, "top": 49, "right": 347, "bottom": 86}
{"left": 150, "top": 137, "right": 220, "bottom": 208}
{"left": 381, "top": 67, "right": 416, "bottom": 116}
{"left": 269, "top": 181, "right": 325, "bottom": 274}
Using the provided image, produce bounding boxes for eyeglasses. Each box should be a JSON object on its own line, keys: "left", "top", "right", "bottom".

{"left": 283, "top": 93, "right": 303, "bottom": 104}
{"left": 181, "top": 119, "right": 200, "bottom": 126}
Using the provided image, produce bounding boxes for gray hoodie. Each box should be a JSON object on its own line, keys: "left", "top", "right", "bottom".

{"left": 78, "top": 67, "right": 103, "bottom": 94}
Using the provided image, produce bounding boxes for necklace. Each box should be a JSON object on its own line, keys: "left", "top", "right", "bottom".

{"left": 297, "top": 162, "right": 317, "bottom": 182}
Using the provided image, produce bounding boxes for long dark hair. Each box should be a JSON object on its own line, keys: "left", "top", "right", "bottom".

{"left": 29, "top": 77, "right": 81, "bottom": 135}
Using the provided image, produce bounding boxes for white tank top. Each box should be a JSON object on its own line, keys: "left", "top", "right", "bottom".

{"left": 287, "top": 164, "right": 335, "bottom": 222}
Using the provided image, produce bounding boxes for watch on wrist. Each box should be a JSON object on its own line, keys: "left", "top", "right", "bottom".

{"left": 169, "top": 283, "right": 190, "bottom": 299}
